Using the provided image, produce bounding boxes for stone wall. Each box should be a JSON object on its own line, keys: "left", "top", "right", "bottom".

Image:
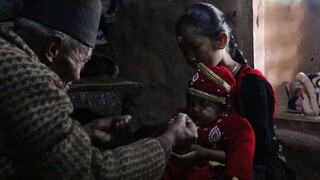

{"left": 263, "top": 0, "right": 320, "bottom": 112}
{"left": 106, "top": 0, "right": 252, "bottom": 128}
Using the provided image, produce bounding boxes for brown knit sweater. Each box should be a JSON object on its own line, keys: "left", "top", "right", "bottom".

{"left": 0, "top": 25, "right": 171, "bottom": 179}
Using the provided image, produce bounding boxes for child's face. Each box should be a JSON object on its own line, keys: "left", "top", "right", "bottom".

{"left": 187, "top": 95, "right": 222, "bottom": 128}
{"left": 177, "top": 26, "right": 224, "bottom": 69}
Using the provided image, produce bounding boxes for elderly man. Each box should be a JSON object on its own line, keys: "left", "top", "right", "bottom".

{"left": 0, "top": 0, "right": 197, "bottom": 179}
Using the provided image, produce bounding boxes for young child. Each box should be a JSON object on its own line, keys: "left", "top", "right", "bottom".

{"left": 158, "top": 63, "right": 255, "bottom": 180}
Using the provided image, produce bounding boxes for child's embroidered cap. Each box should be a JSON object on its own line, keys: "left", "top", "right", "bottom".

{"left": 188, "top": 63, "right": 236, "bottom": 105}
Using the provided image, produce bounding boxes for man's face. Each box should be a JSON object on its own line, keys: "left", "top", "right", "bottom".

{"left": 48, "top": 46, "right": 93, "bottom": 91}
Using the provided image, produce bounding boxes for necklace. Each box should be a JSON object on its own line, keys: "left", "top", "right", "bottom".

{"left": 231, "top": 63, "right": 239, "bottom": 75}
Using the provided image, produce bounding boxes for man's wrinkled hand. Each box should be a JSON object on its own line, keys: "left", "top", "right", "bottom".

{"left": 83, "top": 115, "right": 131, "bottom": 149}
{"left": 162, "top": 113, "right": 198, "bottom": 149}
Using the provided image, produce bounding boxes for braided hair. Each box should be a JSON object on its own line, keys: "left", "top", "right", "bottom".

{"left": 175, "top": 3, "right": 247, "bottom": 65}
{"left": 228, "top": 35, "right": 247, "bottom": 65}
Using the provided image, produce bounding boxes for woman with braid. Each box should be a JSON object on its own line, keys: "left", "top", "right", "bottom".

{"left": 174, "top": 3, "right": 296, "bottom": 179}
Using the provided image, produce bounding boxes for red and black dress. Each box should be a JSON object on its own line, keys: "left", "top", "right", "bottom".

{"left": 233, "top": 64, "right": 295, "bottom": 179}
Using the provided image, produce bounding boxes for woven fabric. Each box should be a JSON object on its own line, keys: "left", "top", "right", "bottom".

{"left": 0, "top": 26, "right": 170, "bottom": 179}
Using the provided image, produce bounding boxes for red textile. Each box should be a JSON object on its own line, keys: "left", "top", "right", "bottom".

{"left": 157, "top": 111, "right": 255, "bottom": 180}
{"left": 188, "top": 64, "right": 236, "bottom": 105}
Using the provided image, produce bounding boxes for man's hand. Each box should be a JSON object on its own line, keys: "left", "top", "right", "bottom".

{"left": 83, "top": 115, "right": 131, "bottom": 149}
{"left": 161, "top": 113, "right": 198, "bottom": 150}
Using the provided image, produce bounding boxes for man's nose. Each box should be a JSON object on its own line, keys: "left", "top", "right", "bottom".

{"left": 75, "top": 71, "right": 81, "bottom": 81}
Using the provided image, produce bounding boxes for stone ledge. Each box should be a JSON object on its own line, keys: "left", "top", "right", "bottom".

{"left": 275, "top": 81, "right": 320, "bottom": 123}
{"left": 274, "top": 112, "right": 320, "bottom": 179}
{"left": 275, "top": 110, "right": 320, "bottom": 136}
{"left": 68, "top": 80, "right": 143, "bottom": 117}
{"left": 275, "top": 108, "right": 320, "bottom": 123}
{"left": 69, "top": 80, "right": 143, "bottom": 92}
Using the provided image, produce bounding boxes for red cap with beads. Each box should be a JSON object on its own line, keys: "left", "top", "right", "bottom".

{"left": 188, "top": 63, "right": 236, "bottom": 105}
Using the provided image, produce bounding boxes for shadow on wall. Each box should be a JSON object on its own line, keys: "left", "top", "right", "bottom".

{"left": 264, "top": 0, "right": 320, "bottom": 113}
{"left": 109, "top": 0, "right": 253, "bottom": 127}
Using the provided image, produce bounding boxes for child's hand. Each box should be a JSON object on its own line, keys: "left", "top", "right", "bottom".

{"left": 171, "top": 144, "right": 205, "bottom": 165}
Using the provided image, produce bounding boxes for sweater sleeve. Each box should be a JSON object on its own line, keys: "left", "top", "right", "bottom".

{"left": 0, "top": 42, "right": 171, "bottom": 179}
{"left": 40, "top": 123, "right": 171, "bottom": 179}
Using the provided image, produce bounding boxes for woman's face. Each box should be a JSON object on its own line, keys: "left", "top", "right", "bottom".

{"left": 187, "top": 95, "right": 222, "bottom": 127}
{"left": 177, "top": 26, "right": 224, "bottom": 69}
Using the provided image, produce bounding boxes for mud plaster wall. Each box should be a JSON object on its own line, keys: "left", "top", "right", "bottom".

{"left": 264, "top": 0, "right": 320, "bottom": 111}
{"left": 107, "top": 0, "right": 253, "bottom": 128}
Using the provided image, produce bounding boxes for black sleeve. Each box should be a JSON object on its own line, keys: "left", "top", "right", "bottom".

{"left": 239, "top": 74, "right": 278, "bottom": 163}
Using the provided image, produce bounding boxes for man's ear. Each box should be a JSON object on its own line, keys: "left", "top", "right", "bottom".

{"left": 217, "top": 32, "right": 228, "bottom": 49}
{"left": 44, "top": 35, "right": 63, "bottom": 63}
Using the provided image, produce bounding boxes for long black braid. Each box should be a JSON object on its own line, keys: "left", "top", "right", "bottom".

{"left": 228, "top": 35, "right": 247, "bottom": 65}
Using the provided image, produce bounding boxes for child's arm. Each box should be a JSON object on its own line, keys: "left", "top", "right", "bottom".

{"left": 171, "top": 144, "right": 226, "bottom": 165}
{"left": 224, "top": 118, "right": 255, "bottom": 180}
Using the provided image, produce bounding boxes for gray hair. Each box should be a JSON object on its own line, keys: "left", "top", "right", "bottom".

{"left": 14, "top": 17, "right": 90, "bottom": 54}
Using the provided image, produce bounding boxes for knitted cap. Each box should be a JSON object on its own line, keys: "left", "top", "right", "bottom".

{"left": 188, "top": 63, "right": 236, "bottom": 105}
{"left": 20, "top": 0, "right": 102, "bottom": 48}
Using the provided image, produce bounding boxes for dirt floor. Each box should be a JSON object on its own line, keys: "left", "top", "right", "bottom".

{"left": 284, "top": 144, "right": 320, "bottom": 179}
{"left": 275, "top": 118, "right": 320, "bottom": 180}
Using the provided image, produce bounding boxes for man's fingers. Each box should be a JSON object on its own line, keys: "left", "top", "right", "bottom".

{"left": 186, "top": 118, "right": 198, "bottom": 140}
{"left": 114, "top": 121, "right": 127, "bottom": 135}
{"left": 168, "top": 118, "right": 175, "bottom": 124}
{"left": 174, "top": 113, "right": 188, "bottom": 125}
{"left": 91, "top": 129, "right": 112, "bottom": 145}
{"left": 112, "top": 115, "right": 132, "bottom": 124}
{"left": 91, "top": 118, "right": 113, "bottom": 131}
